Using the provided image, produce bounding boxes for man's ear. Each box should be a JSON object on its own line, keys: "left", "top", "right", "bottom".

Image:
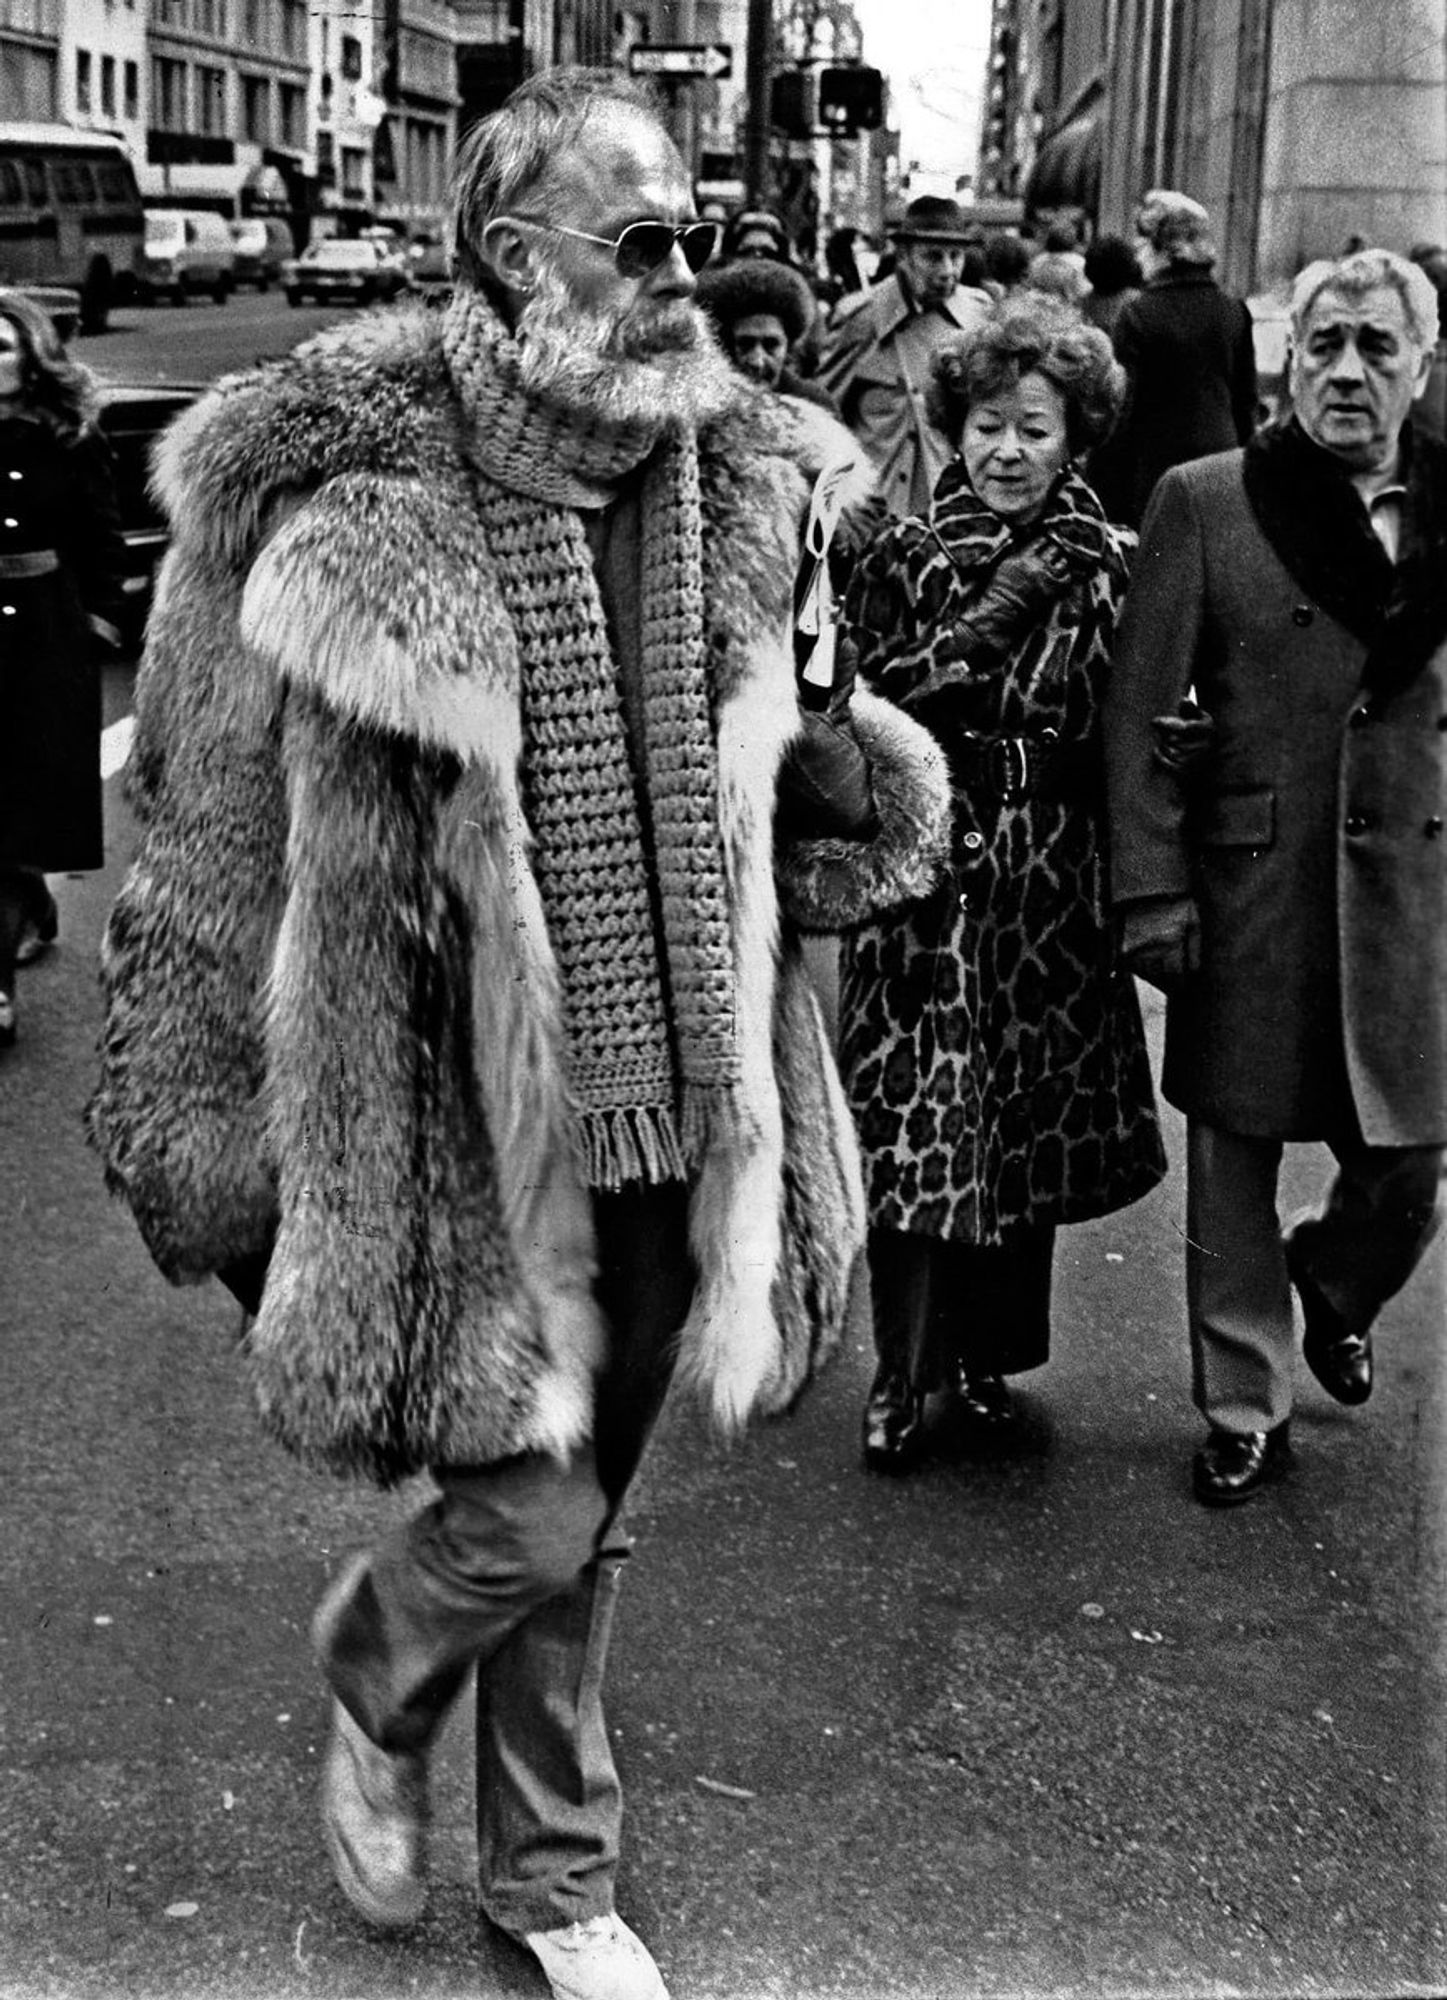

{"left": 479, "top": 217, "right": 539, "bottom": 295}
{"left": 1412, "top": 339, "right": 1434, "bottom": 403}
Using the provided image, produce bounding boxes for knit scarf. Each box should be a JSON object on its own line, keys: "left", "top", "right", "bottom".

{"left": 441, "top": 287, "right": 742, "bottom": 1187}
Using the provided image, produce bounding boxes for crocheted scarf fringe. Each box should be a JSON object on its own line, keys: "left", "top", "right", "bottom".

{"left": 442, "top": 288, "right": 745, "bottom": 1188}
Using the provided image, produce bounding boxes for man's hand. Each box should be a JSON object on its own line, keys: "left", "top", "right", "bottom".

{"left": 1121, "top": 895, "right": 1201, "bottom": 995}
{"left": 1150, "top": 698, "right": 1214, "bottom": 773}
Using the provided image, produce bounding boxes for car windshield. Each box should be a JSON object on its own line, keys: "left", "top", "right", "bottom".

{"left": 306, "top": 241, "right": 375, "bottom": 266}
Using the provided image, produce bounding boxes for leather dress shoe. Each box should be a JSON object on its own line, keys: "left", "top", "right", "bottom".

{"left": 1286, "top": 1236, "right": 1373, "bottom": 1406}
{"left": 953, "top": 1369, "right": 1018, "bottom": 1428}
{"left": 1192, "top": 1423, "right": 1291, "bottom": 1507}
{"left": 862, "top": 1368, "right": 926, "bottom": 1473}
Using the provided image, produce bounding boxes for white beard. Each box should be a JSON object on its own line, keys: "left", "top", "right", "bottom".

{"left": 514, "top": 261, "right": 741, "bottom": 434}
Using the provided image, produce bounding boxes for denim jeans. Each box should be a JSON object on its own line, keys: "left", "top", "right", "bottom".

{"left": 318, "top": 1180, "right": 695, "bottom": 1935}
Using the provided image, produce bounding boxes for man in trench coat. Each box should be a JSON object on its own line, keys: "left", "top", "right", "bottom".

{"left": 1104, "top": 246, "right": 1447, "bottom": 1505}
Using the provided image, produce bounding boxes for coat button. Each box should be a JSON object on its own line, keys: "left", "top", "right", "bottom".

{"left": 0, "top": 604, "right": 13, "bottom": 616}
{"left": 1343, "top": 813, "right": 1369, "bottom": 836}
{"left": 6, "top": 470, "right": 19, "bottom": 481}
{"left": 1292, "top": 604, "right": 1314, "bottom": 626}
{"left": 961, "top": 830, "right": 984, "bottom": 851}
{"left": 2, "top": 517, "right": 15, "bottom": 530}
{"left": 1426, "top": 818, "right": 1445, "bottom": 839}
{"left": 1349, "top": 705, "right": 1372, "bottom": 728}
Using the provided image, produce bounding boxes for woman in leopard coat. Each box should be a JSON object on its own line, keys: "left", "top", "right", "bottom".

{"left": 840, "top": 293, "right": 1166, "bottom": 1471}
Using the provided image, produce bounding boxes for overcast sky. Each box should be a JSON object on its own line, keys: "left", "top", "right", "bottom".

{"left": 851, "top": 0, "right": 993, "bottom": 193}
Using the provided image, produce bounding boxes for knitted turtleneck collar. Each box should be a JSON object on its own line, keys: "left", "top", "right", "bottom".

{"left": 441, "top": 285, "right": 664, "bottom": 509}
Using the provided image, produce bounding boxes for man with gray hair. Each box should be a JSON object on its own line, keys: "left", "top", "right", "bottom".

{"left": 87, "top": 66, "right": 948, "bottom": 1998}
{"left": 1104, "top": 246, "right": 1446, "bottom": 1506}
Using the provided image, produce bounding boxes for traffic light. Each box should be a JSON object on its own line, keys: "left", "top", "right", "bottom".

{"left": 818, "top": 65, "right": 884, "bottom": 136}
{"left": 770, "top": 68, "right": 816, "bottom": 139}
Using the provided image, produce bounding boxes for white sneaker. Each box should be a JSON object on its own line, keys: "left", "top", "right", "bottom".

{"left": 313, "top": 1558, "right": 429, "bottom": 1930}
{"left": 522, "top": 1913, "right": 670, "bottom": 2000}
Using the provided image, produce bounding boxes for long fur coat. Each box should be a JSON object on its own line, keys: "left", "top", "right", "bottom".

{"left": 87, "top": 303, "right": 951, "bottom": 1485}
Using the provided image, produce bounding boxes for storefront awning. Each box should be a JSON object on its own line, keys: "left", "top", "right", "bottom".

{"left": 1023, "top": 107, "right": 1102, "bottom": 219}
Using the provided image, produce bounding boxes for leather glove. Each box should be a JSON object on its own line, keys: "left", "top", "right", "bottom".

{"left": 777, "top": 711, "right": 878, "bottom": 841}
{"left": 1121, "top": 895, "right": 1201, "bottom": 995}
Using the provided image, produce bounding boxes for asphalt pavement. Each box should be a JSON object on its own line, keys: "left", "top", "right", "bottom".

{"left": 0, "top": 297, "right": 1444, "bottom": 2000}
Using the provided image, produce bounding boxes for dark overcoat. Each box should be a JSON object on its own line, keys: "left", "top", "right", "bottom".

{"left": 1091, "top": 268, "right": 1257, "bottom": 527}
{"left": 0, "top": 411, "right": 123, "bottom": 872}
{"left": 1104, "top": 436, "right": 1447, "bottom": 1147}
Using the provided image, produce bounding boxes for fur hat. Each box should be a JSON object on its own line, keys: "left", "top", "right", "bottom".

{"left": 890, "top": 196, "right": 971, "bottom": 246}
{"left": 696, "top": 258, "right": 817, "bottom": 344}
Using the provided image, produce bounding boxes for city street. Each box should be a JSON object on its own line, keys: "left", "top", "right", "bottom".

{"left": 0, "top": 293, "right": 1444, "bottom": 2000}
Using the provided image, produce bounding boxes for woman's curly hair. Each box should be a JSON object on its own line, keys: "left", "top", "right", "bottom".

{"left": 927, "top": 291, "right": 1126, "bottom": 455}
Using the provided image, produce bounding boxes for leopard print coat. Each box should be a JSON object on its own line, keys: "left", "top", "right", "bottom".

{"left": 838, "top": 460, "right": 1166, "bottom": 1245}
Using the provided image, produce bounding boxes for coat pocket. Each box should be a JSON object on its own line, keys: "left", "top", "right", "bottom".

{"left": 1199, "top": 788, "right": 1276, "bottom": 849}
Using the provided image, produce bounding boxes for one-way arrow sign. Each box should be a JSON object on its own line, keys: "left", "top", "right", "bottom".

{"left": 629, "top": 42, "right": 732, "bottom": 81}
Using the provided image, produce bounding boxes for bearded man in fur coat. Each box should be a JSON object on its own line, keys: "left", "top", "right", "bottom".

{"left": 87, "top": 69, "right": 949, "bottom": 2000}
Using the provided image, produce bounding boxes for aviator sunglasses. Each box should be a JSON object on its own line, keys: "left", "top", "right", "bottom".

{"left": 508, "top": 216, "right": 722, "bottom": 278}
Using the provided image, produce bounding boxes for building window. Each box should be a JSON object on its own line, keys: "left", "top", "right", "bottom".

{"left": 242, "top": 0, "right": 263, "bottom": 40}
{"left": 123, "top": 58, "right": 139, "bottom": 118}
{"left": 152, "top": 54, "right": 188, "bottom": 130}
{"left": 340, "top": 34, "right": 363, "bottom": 81}
{"left": 278, "top": 80, "right": 305, "bottom": 147}
{"left": 341, "top": 144, "right": 367, "bottom": 200}
{"left": 241, "top": 73, "right": 269, "bottom": 143}
{"left": 278, "top": 0, "right": 305, "bottom": 60}
{"left": 156, "top": 0, "right": 187, "bottom": 27}
{"left": 197, "top": 64, "right": 226, "bottom": 134}
{"left": 100, "top": 52, "right": 116, "bottom": 116}
{"left": 76, "top": 47, "right": 92, "bottom": 115}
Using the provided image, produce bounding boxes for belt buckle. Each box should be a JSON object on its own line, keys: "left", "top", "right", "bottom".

{"left": 995, "top": 736, "right": 1029, "bottom": 800}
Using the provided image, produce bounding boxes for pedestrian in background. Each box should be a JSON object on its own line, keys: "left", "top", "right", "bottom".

{"left": 840, "top": 293, "right": 1166, "bottom": 1473}
{"left": 1081, "top": 232, "right": 1143, "bottom": 341}
{"left": 1105, "top": 246, "right": 1447, "bottom": 1506}
{"left": 87, "top": 68, "right": 949, "bottom": 2000}
{"left": 1091, "top": 189, "right": 1257, "bottom": 526}
{"left": 695, "top": 256, "right": 838, "bottom": 414}
{"left": 819, "top": 196, "right": 993, "bottom": 521}
{"left": 983, "top": 230, "right": 1032, "bottom": 298}
{"left": 0, "top": 291, "right": 123, "bottom": 1051}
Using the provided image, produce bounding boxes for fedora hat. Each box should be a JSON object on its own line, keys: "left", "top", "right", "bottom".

{"left": 890, "top": 196, "right": 971, "bottom": 245}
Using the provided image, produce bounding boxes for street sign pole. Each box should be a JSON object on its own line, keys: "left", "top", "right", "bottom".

{"left": 743, "top": 0, "right": 772, "bottom": 204}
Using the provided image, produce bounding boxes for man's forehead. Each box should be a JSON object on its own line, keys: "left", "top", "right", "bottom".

{"left": 536, "top": 102, "right": 689, "bottom": 220}
{"left": 1302, "top": 284, "right": 1411, "bottom": 336}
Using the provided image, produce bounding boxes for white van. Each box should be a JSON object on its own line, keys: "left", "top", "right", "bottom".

{"left": 138, "top": 209, "right": 235, "bottom": 304}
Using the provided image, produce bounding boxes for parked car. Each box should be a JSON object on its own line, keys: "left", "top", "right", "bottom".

{"left": 229, "top": 215, "right": 294, "bottom": 291}
{"left": 138, "top": 209, "right": 235, "bottom": 305}
{"left": 407, "top": 236, "right": 452, "bottom": 306}
{"left": 94, "top": 380, "right": 201, "bottom": 652}
{"left": 283, "top": 237, "right": 409, "bottom": 307}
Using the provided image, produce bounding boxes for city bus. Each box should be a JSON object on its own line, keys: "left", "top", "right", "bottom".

{"left": 0, "top": 123, "right": 144, "bottom": 332}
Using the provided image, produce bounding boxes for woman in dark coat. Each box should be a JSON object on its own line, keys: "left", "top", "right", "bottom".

{"left": 839, "top": 293, "right": 1166, "bottom": 1471}
{"left": 0, "top": 291, "right": 123, "bottom": 1047}
{"left": 1090, "top": 190, "right": 1258, "bottom": 527}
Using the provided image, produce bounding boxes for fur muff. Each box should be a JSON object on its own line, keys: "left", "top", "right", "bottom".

{"left": 88, "top": 303, "right": 950, "bottom": 1483}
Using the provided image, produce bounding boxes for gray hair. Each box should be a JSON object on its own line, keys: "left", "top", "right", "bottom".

{"left": 1289, "top": 247, "right": 1441, "bottom": 351}
{"left": 449, "top": 67, "right": 659, "bottom": 289}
